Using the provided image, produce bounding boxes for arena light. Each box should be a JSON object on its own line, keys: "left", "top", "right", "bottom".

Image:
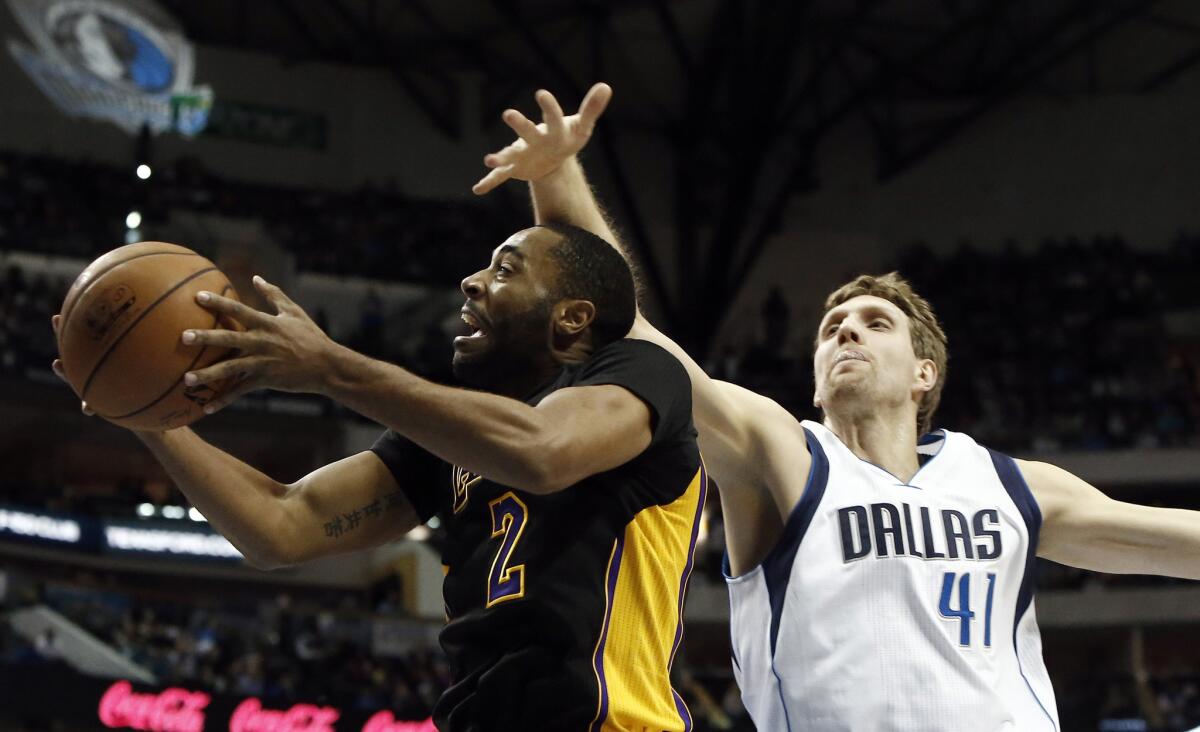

{"left": 125, "top": 210, "right": 142, "bottom": 229}
{"left": 187, "top": 507, "right": 206, "bottom": 522}
{"left": 406, "top": 526, "right": 431, "bottom": 541}
{"left": 427, "top": 516, "right": 441, "bottom": 529}
{"left": 136, "top": 503, "right": 155, "bottom": 518}
{"left": 136, "top": 164, "right": 152, "bottom": 180}
{"left": 161, "top": 505, "right": 185, "bottom": 520}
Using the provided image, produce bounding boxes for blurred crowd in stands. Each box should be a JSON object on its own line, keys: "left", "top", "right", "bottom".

{"left": 713, "top": 235, "right": 1200, "bottom": 454}
{"left": 5, "top": 575, "right": 1200, "bottom": 730}
{"left": 0, "top": 150, "right": 521, "bottom": 282}
{"left": 4, "top": 147, "right": 1200, "bottom": 454}
{"left": 0, "top": 576, "right": 753, "bottom": 731}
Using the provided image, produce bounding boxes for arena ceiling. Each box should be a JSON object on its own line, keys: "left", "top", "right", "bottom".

{"left": 158, "top": 0, "right": 1200, "bottom": 349}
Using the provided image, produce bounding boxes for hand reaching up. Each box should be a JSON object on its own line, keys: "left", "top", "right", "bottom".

{"left": 472, "top": 82, "right": 613, "bottom": 195}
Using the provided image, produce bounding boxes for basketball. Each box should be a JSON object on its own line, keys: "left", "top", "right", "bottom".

{"left": 56, "top": 242, "right": 243, "bottom": 431}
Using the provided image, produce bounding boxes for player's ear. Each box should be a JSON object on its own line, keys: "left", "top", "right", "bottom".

{"left": 554, "top": 299, "right": 595, "bottom": 337}
{"left": 914, "top": 358, "right": 936, "bottom": 394}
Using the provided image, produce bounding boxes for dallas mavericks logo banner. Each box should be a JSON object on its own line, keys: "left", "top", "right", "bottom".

{"left": 6, "top": 0, "right": 212, "bottom": 135}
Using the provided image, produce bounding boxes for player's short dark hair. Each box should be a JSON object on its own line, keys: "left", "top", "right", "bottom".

{"left": 538, "top": 223, "right": 636, "bottom": 348}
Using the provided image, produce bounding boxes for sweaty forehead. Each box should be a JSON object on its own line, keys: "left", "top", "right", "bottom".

{"left": 821, "top": 295, "right": 907, "bottom": 325}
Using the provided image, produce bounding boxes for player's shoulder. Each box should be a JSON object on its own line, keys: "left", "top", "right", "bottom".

{"left": 570, "top": 337, "right": 691, "bottom": 393}
{"left": 588, "top": 337, "right": 683, "bottom": 368}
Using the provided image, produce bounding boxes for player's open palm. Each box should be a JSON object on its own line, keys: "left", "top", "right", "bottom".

{"left": 472, "top": 82, "right": 612, "bottom": 195}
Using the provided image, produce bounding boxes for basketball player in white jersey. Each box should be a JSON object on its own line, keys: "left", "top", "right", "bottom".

{"left": 473, "top": 83, "right": 1200, "bottom": 731}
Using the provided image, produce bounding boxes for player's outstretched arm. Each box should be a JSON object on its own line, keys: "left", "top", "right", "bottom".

{"left": 1022, "top": 459, "right": 1200, "bottom": 579}
{"left": 143, "top": 269, "right": 654, "bottom": 494}
{"left": 49, "top": 314, "right": 417, "bottom": 570}
{"left": 320, "top": 348, "right": 655, "bottom": 494}
{"left": 136, "top": 430, "right": 417, "bottom": 570}
{"left": 474, "top": 86, "right": 810, "bottom": 494}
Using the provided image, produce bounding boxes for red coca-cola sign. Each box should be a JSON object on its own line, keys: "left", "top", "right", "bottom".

{"left": 360, "top": 711, "right": 437, "bottom": 732}
{"left": 92, "top": 678, "right": 433, "bottom": 732}
{"left": 98, "top": 680, "right": 211, "bottom": 732}
{"left": 229, "top": 698, "right": 340, "bottom": 732}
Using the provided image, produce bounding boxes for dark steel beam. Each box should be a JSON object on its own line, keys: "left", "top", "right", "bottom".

{"left": 1139, "top": 11, "right": 1200, "bottom": 37}
{"left": 491, "top": 0, "right": 676, "bottom": 327}
{"left": 271, "top": 0, "right": 329, "bottom": 60}
{"left": 1137, "top": 42, "right": 1200, "bottom": 92}
{"left": 318, "top": 0, "right": 461, "bottom": 137}
{"left": 650, "top": 0, "right": 695, "bottom": 79}
{"left": 882, "top": 0, "right": 1160, "bottom": 179}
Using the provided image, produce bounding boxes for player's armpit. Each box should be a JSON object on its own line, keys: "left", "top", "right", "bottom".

{"left": 1022, "top": 459, "right": 1200, "bottom": 579}
{"left": 271, "top": 451, "right": 419, "bottom": 568}
{"left": 522, "top": 384, "right": 654, "bottom": 494}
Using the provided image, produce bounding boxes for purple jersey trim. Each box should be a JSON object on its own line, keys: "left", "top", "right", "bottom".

{"left": 589, "top": 535, "right": 625, "bottom": 732}
{"left": 668, "top": 464, "right": 707, "bottom": 731}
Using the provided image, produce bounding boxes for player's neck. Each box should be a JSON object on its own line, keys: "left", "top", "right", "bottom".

{"left": 825, "top": 411, "right": 921, "bottom": 483}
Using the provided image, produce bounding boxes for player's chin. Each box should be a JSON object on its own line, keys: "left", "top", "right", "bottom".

{"left": 451, "top": 343, "right": 493, "bottom": 384}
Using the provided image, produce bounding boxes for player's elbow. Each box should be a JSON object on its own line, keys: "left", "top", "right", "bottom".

{"left": 512, "top": 434, "right": 580, "bottom": 495}
{"left": 237, "top": 542, "right": 293, "bottom": 571}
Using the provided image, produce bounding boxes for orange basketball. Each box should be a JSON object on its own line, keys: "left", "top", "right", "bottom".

{"left": 56, "top": 242, "right": 242, "bottom": 431}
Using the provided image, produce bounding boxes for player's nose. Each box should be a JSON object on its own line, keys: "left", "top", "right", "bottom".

{"left": 836, "top": 320, "right": 863, "bottom": 345}
{"left": 460, "top": 271, "right": 485, "bottom": 299}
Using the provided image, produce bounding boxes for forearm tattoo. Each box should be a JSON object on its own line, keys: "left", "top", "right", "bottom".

{"left": 323, "top": 490, "right": 407, "bottom": 540}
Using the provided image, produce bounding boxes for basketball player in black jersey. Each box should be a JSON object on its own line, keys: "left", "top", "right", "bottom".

{"left": 51, "top": 224, "right": 706, "bottom": 731}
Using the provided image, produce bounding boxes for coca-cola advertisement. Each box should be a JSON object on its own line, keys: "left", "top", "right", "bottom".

{"left": 1, "top": 664, "right": 435, "bottom": 732}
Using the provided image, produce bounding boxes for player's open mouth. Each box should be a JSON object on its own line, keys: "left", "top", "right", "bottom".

{"left": 460, "top": 309, "right": 488, "bottom": 339}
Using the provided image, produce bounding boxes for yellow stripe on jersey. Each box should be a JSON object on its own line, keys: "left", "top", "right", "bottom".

{"left": 591, "top": 465, "right": 707, "bottom": 732}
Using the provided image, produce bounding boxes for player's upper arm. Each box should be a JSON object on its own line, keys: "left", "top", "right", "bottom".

{"left": 1022, "top": 459, "right": 1200, "bottom": 578}
{"left": 629, "top": 316, "right": 807, "bottom": 492}
{"left": 527, "top": 384, "right": 654, "bottom": 493}
{"left": 271, "top": 451, "right": 419, "bottom": 568}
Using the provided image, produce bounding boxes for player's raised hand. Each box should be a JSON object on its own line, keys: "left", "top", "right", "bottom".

{"left": 181, "top": 275, "right": 337, "bottom": 415}
{"left": 472, "top": 82, "right": 613, "bottom": 195}
{"left": 49, "top": 314, "right": 95, "bottom": 416}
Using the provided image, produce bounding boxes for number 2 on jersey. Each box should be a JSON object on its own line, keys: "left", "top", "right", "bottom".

{"left": 938, "top": 571, "right": 996, "bottom": 648}
{"left": 486, "top": 492, "right": 528, "bottom": 607}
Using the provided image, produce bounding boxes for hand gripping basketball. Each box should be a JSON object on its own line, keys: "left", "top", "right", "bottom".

{"left": 180, "top": 275, "right": 338, "bottom": 415}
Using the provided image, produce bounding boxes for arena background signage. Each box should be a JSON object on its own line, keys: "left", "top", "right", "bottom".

{"left": 0, "top": 664, "right": 435, "bottom": 732}
{"left": 0, "top": 503, "right": 241, "bottom": 562}
{"left": 202, "top": 100, "right": 329, "bottom": 151}
{"left": 6, "top": 0, "right": 213, "bottom": 135}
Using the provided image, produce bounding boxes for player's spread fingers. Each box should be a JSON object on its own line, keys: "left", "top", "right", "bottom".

{"left": 483, "top": 149, "right": 517, "bottom": 168}
{"left": 535, "top": 89, "right": 566, "bottom": 133}
{"left": 51, "top": 358, "right": 66, "bottom": 381}
{"left": 51, "top": 313, "right": 61, "bottom": 334}
{"left": 196, "top": 291, "right": 267, "bottom": 326}
{"left": 182, "top": 328, "right": 252, "bottom": 349}
{"left": 80, "top": 400, "right": 95, "bottom": 416}
{"left": 252, "top": 275, "right": 302, "bottom": 316}
{"left": 502, "top": 109, "right": 541, "bottom": 142}
{"left": 472, "top": 165, "right": 514, "bottom": 196}
{"left": 578, "top": 83, "right": 613, "bottom": 130}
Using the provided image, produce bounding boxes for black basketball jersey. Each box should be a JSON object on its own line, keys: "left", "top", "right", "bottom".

{"left": 371, "top": 339, "right": 705, "bottom": 731}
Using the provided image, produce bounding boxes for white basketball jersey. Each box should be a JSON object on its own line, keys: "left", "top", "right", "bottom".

{"left": 726, "top": 421, "right": 1059, "bottom": 731}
